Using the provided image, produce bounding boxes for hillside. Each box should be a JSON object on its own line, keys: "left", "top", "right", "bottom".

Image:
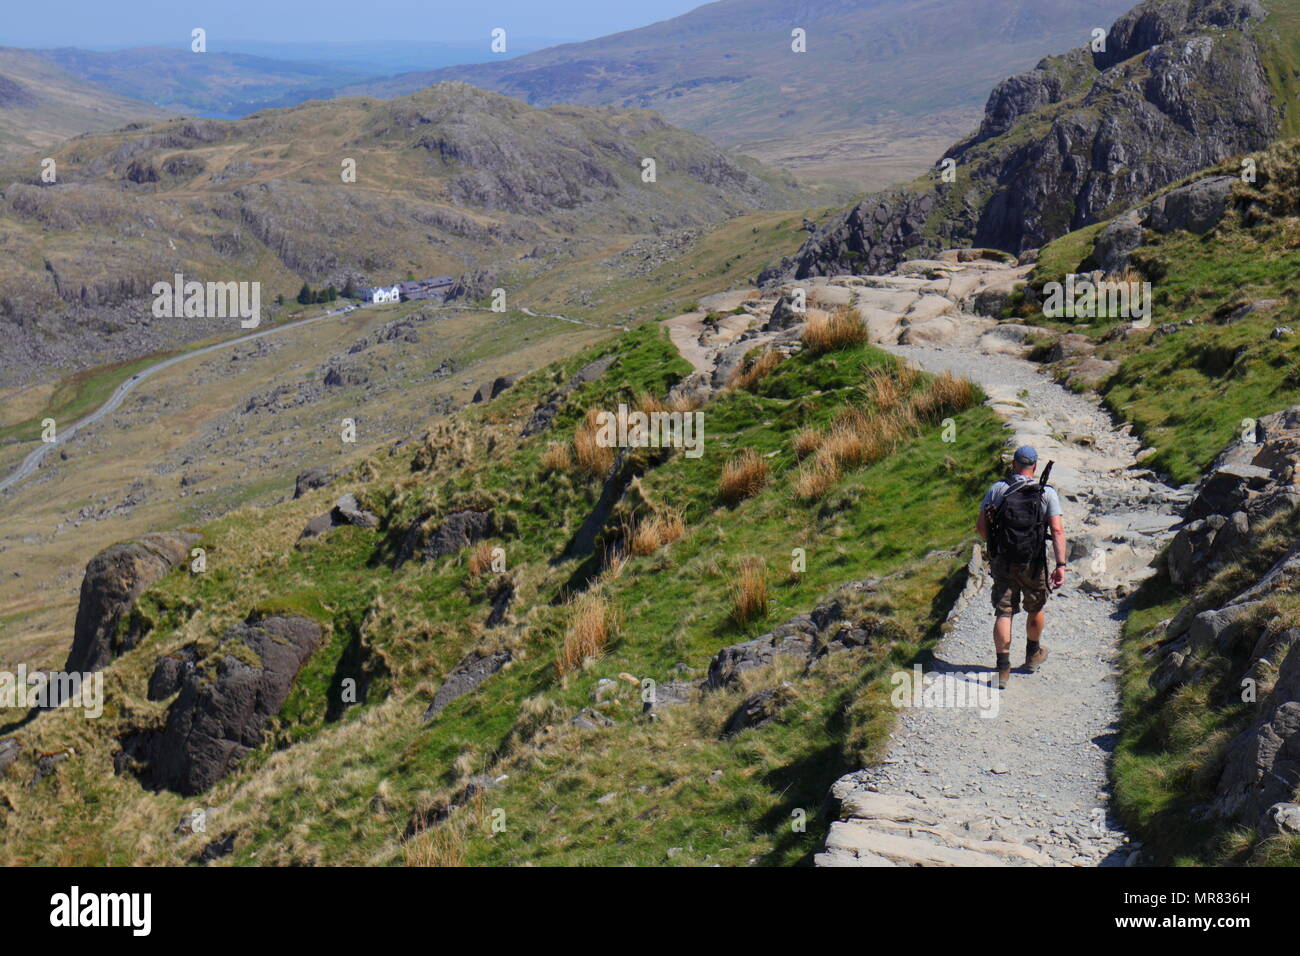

{"left": 341, "top": 0, "right": 1136, "bottom": 190}
{"left": 762, "top": 0, "right": 1290, "bottom": 282}
{"left": 0, "top": 48, "right": 173, "bottom": 162}
{"left": 0, "top": 81, "right": 798, "bottom": 388}
{"left": 34, "top": 46, "right": 369, "bottom": 117}
{"left": 0, "top": 295, "right": 1002, "bottom": 865}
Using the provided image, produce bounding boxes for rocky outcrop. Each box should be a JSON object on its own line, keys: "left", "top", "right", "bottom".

{"left": 521, "top": 354, "right": 616, "bottom": 437}
{"left": 398, "top": 508, "right": 495, "bottom": 564}
{"left": 422, "top": 649, "right": 512, "bottom": 721}
{"left": 762, "top": 0, "right": 1275, "bottom": 284}
{"left": 293, "top": 467, "right": 333, "bottom": 498}
{"left": 298, "top": 493, "right": 380, "bottom": 542}
{"left": 471, "top": 374, "right": 519, "bottom": 404}
{"left": 65, "top": 531, "right": 200, "bottom": 674}
{"left": 705, "top": 589, "right": 886, "bottom": 689}
{"left": 130, "top": 615, "right": 324, "bottom": 796}
{"left": 1165, "top": 405, "right": 1300, "bottom": 590}
{"left": 1094, "top": 175, "right": 1236, "bottom": 273}
{"left": 1210, "top": 634, "right": 1300, "bottom": 827}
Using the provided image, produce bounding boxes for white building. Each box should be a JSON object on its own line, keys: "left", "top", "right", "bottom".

{"left": 370, "top": 285, "right": 401, "bottom": 305}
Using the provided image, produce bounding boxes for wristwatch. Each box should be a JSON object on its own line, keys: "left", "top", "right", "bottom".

{"left": 1055, "top": 562, "right": 1067, "bottom": 569}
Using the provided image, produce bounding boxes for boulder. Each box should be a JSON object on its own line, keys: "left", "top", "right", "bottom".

{"left": 1210, "top": 633, "right": 1300, "bottom": 823}
{"left": 292, "top": 468, "right": 332, "bottom": 499}
{"left": 405, "top": 509, "right": 496, "bottom": 563}
{"left": 65, "top": 532, "right": 200, "bottom": 674}
{"left": 765, "top": 294, "right": 802, "bottom": 331}
{"left": 721, "top": 687, "right": 790, "bottom": 738}
{"left": 471, "top": 374, "right": 519, "bottom": 404}
{"left": 1188, "top": 463, "right": 1274, "bottom": 519}
{"left": 423, "top": 649, "right": 512, "bottom": 720}
{"left": 331, "top": 493, "right": 379, "bottom": 529}
{"left": 1046, "top": 333, "right": 1096, "bottom": 362}
{"left": 140, "top": 616, "right": 324, "bottom": 796}
{"left": 147, "top": 644, "right": 200, "bottom": 701}
{"left": 0, "top": 737, "right": 18, "bottom": 777}
{"left": 1094, "top": 212, "right": 1144, "bottom": 275}
{"left": 1145, "top": 176, "right": 1235, "bottom": 236}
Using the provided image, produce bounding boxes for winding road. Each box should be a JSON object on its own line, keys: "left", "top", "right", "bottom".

{"left": 0, "top": 301, "right": 611, "bottom": 501}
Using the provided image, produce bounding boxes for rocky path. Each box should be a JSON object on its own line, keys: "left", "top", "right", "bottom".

{"left": 663, "top": 253, "right": 1190, "bottom": 866}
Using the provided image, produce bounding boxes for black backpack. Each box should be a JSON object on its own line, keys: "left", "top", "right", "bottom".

{"left": 988, "top": 463, "right": 1053, "bottom": 567}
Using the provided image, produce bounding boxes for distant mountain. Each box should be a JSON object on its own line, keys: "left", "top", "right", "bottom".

{"left": 342, "top": 0, "right": 1137, "bottom": 188}
{"left": 34, "top": 46, "right": 370, "bottom": 118}
{"left": 0, "top": 48, "right": 172, "bottom": 162}
{"left": 762, "top": 0, "right": 1288, "bottom": 282}
{"left": 0, "top": 82, "right": 797, "bottom": 382}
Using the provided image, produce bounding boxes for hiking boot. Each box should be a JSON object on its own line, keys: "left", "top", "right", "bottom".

{"left": 996, "top": 664, "right": 1010, "bottom": 690}
{"left": 1024, "top": 643, "right": 1049, "bottom": 673}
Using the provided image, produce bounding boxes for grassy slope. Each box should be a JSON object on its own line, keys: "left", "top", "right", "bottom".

{"left": 0, "top": 321, "right": 1004, "bottom": 866}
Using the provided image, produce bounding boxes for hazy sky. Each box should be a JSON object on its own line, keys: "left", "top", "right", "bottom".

{"left": 0, "top": 0, "right": 707, "bottom": 48}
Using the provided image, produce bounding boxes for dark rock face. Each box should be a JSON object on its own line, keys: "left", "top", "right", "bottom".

{"left": 65, "top": 532, "right": 200, "bottom": 673}
{"left": 399, "top": 509, "right": 495, "bottom": 564}
{"left": 136, "top": 616, "right": 324, "bottom": 796}
{"left": 293, "top": 467, "right": 332, "bottom": 498}
{"left": 423, "top": 649, "right": 512, "bottom": 721}
{"left": 721, "top": 687, "right": 790, "bottom": 738}
{"left": 485, "top": 578, "right": 514, "bottom": 628}
{"left": 471, "top": 374, "right": 519, "bottom": 404}
{"left": 761, "top": 0, "right": 1274, "bottom": 283}
{"left": 147, "top": 644, "right": 200, "bottom": 701}
{"left": 1210, "top": 634, "right": 1300, "bottom": 826}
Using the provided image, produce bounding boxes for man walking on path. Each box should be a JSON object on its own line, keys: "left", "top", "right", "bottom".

{"left": 976, "top": 446, "right": 1068, "bottom": 689}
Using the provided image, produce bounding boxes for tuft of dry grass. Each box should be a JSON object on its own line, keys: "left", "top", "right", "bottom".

{"left": 403, "top": 825, "right": 466, "bottom": 867}
{"left": 558, "top": 592, "right": 613, "bottom": 675}
{"left": 574, "top": 408, "right": 615, "bottom": 478}
{"left": 912, "top": 370, "right": 977, "bottom": 422}
{"left": 792, "top": 427, "right": 822, "bottom": 460}
{"left": 730, "top": 557, "right": 769, "bottom": 625}
{"left": 729, "top": 349, "right": 783, "bottom": 391}
{"left": 626, "top": 509, "right": 686, "bottom": 556}
{"left": 467, "top": 541, "right": 496, "bottom": 578}
{"left": 634, "top": 391, "right": 668, "bottom": 416}
{"left": 541, "top": 441, "right": 573, "bottom": 474}
{"left": 719, "top": 448, "right": 770, "bottom": 505}
{"left": 802, "top": 305, "right": 866, "bottom": 355}
{"left": 668, "top": 391, "right": 702, "bottom": 414}
{"left": 793, "top": 455, "right": 841, "bottom": 500}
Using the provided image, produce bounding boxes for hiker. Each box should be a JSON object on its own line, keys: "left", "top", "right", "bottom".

{"left": 976, "top": 446, "right": 1068, "bottom": 689}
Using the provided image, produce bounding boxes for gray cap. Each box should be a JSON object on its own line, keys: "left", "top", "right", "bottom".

{"left": 1013, "top": 445, "right": 1038, "bottom": 465}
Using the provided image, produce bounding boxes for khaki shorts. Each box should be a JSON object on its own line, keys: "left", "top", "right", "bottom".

{"left": 990, "top": 557, "right": 1048, "bottom": 618}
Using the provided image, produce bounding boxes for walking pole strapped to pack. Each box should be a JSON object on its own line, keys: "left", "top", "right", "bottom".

{"left": 1038, "top": 460, "right": 1055, "bottom": 592}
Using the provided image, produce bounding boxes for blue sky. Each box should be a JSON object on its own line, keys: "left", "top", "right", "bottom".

{"left": 0, "top": 0, "right": 707, "bottom": 48}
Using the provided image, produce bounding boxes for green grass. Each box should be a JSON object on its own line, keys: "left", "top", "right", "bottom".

{"left": 0, "top": 318, "right": 1005, "bottom": 866}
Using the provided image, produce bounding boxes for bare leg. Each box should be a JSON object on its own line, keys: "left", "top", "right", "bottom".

{"left": 1026, "top": 610, "right": 1044, "bottom": 643}
{"left": 994, "top": 615, "right": 1012, "bottom": 656}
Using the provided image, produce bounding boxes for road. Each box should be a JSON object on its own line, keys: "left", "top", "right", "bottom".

{"left": 0, "top": 305, "right": 358, "bottom": 499}
{"left": 0, "top": 300, "right": 614, "bottom": 500}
